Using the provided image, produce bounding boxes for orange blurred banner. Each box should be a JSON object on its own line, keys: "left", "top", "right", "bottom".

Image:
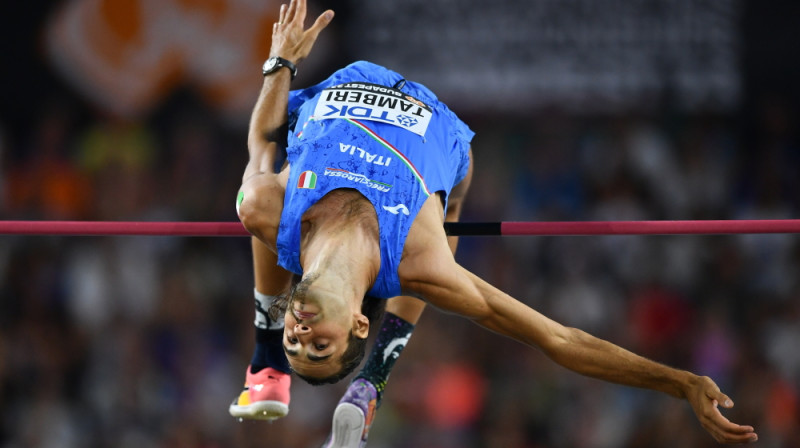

{"left": 44, "top": 0, "right": 279, "bottom": 120}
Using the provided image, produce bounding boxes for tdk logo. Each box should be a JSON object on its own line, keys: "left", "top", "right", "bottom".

{"left": 395, "top": 115, "right": 418, "bottom": 127}
{"left": 313, "top": 82, "right": 432, "bottom": 137}
{"left": 322, "top": 104, "right": 419, "bottom": 126}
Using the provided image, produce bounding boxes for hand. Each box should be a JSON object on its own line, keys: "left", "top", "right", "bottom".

{"left": 270, "top": 0, "right": 334, "bottom": 64}
{"left": 685, "top": 375, "right": 758, "bottom": 444}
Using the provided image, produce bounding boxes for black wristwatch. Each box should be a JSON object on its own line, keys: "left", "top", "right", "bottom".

{"left": 262, "top": 57, "right": 297, "bottom": 80}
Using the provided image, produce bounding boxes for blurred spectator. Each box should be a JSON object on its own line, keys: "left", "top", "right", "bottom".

{"left": 75, "top": 116, "right": 159, "bottom": 220}
{"left": 5, "top": 103, "right": 92, "bottom": 220}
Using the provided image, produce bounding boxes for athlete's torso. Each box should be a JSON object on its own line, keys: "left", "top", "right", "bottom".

{"left": 276, "top": 61, "right": 473, "bottom": 298}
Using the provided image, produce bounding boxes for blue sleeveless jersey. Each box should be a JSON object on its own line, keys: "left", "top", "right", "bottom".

{"left": 277, "top": 61, "right": 473, "bottom": 299}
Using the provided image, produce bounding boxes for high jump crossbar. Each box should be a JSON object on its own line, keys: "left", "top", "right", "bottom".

{"left": 1, "top": 220, "right": 800, "bottom": 237}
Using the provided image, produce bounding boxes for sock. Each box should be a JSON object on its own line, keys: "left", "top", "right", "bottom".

{"left": 250, "top": 289, "right": 291, "bottom": 374}
{"left": 355, "top": 312, "right": 415, "bottom": 404}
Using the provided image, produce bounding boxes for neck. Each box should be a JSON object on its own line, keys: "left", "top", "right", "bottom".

{"left": 299, "top": 191, "right": 381, "bottom": 306}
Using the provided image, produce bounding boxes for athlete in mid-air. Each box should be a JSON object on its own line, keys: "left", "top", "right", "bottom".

{"left": 229, "top": 1, "right": 758, "bottom": 446}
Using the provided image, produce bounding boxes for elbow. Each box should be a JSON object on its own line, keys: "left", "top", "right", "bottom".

{"left": 237, "top": 194, "right": 262, "bottom": 235}
{"left": 539, "top": 325, "right": 587, "bottom": 361}
{"left": 236, "top": 180, "right": 281, "bottom": 240}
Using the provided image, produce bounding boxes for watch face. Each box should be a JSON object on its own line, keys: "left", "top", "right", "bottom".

{"left": 263, "top": 58, "right": 277, "bottom": 72}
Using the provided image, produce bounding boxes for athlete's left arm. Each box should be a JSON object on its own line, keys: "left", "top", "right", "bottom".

{"left": 239, "top": 0, "right": 334, "bottom": 248}
{"left": 406, "top": 249, "right": 757, "bottom": 444}
{"left": 244, "top": 0, "right": 334, "bottom": 181}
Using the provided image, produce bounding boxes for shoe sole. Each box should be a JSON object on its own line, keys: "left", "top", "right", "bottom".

{"left": 229, "top": 401, "right": 289, "bottom": 421}
{"left": 326, "top": 403, "right": 365, "bottom": 448}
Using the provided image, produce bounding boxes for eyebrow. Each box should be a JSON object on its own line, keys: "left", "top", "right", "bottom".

{"left": 284, "top": 346, "right": 333, "bottom": 362}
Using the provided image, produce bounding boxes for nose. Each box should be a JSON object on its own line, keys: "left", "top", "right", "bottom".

{"left": 294, "top": 324, "right": 311, "bottom": 335}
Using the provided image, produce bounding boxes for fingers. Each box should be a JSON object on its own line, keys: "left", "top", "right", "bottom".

{"left": 283, "top": 0, "right": 303, "bottom": 26}
{"left": 705, "top": 420, "right": 758, "bottom": 444}
{"left": 276, "top": 0, "right": 331, "bottom": 32}
{"left": 306, "top": 10, "right": 335, "bottom": 39}
{"left": 279, "top": 3, "right": 288, "bottom": 24}
{"left": 706, "top": 386, "right": 734, "bottom": 409}
{"left": 702, "top": 400, "right": 758, "bottom": 444}
{"left": 295, "top": 0, "right": 306, "bottom": 23}
{"left": 284, "top": 0, "right": 295, "bottom": 24}
{"left": 690, "top": 378, "right": 757, "bottom": 444}
{"left": 270, "top": 0, "right": 334, "bottom": 63}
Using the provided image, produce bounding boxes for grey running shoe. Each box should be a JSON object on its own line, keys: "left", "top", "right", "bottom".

{"left": 321, "top": 378, "right": 378, "bottom": 448}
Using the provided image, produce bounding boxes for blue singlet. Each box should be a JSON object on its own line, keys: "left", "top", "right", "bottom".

{"left": 276, "top": 61, "right": 474, "bottom": 299}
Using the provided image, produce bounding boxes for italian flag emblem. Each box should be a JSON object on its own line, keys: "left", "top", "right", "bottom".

{"left": 297, "top": 170, "right": 317, "bottom": 189}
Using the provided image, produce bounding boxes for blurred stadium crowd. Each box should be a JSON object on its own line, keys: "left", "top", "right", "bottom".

{"left": 1, "top": 1, "right": 799, "bottom": 447}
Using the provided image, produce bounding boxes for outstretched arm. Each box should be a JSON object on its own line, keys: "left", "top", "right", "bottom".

{"left": 238, "top": 0, "right": 333, "bottom": 246}
{"left": 409, "top": 254, "right": 757, "bottom": 444}
{"left": 243, "top": 0, "right": 334, "bottom": 181}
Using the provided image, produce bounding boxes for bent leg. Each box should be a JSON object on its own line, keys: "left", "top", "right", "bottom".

{"left": 249, "top": 236, "right": 293, "bottom": 373}
{"left": 229, "top": 237, "right": 295, "bottom": 421}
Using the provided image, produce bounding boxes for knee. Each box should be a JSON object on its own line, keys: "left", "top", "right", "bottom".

{"left": 446, "top": 196, "right": 465, "bottom": 222}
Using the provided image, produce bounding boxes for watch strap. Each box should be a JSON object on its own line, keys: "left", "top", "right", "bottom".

{"left": 263, "top": 56, "right": 297, "bottom": 80}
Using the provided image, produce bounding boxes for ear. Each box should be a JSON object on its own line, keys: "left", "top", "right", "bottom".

{"left": 352, "top": 313, "right": 370, "bottom": 339}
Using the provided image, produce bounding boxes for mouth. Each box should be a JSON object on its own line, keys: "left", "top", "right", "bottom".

{"left": 293, "top": 309, "right": 318, "bottom": 321}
